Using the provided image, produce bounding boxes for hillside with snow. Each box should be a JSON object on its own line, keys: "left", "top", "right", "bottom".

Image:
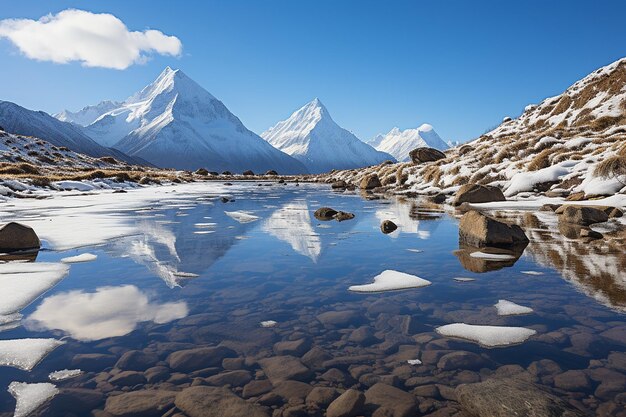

{"left": 54, "top": 100, "right": 122, "bottom": 127}
{"left": 61, "top": 67, "right": 307, "bottom": 173}
{"left": 322, "top": 57, "right": 626, "bottom": 200}
{"left": 369, "top": 124, "right": 448, "bottom": 162}
{"left": 0, "top": 101, "right": 141, "bottom": 164}
{"left": 261, "top": 98, "right": 393, "bottom": 174}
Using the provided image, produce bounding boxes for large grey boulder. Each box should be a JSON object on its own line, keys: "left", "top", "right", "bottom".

{"left": 459, "top": 210, "right": 528, "bottom": 248}
{"left": 0, "top": 222, "right": 40, "bottom": 251}
{"left": 409, "top": 147, "right": 446, "bottom": 163}
{"left": 456, "top": 377, "right": 586, "bottom": 417}
{"left": 453, "top": 184, "right": 506, "bottom": 206}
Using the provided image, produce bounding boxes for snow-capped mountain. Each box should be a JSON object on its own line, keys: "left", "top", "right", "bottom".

{"left": 369, "top": 124, "right": 449, "bottom": 162}
{"left": 0, "top": 101, "right": 141, "bottom": 164}
{"left": 67, "top": 67, "right": 307, "bottom": 173}
{"left": 261, "top": 98, "right": 393, "bottom": 174}
{"left": 54, "top": 100, "right": 122, "bottom": 127}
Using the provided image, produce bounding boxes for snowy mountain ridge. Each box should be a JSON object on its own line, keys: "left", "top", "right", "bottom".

{"left": 369, "top": 124, "right": 449, "bottom": 162}
{"left": 261, "top": 98, "right": 393, "bottom": 174}
{"left": 54, "top": 100, "right": 122, "bottom": 127}
{"left": 62, "top": 67, "right": 307, "bottom": 173}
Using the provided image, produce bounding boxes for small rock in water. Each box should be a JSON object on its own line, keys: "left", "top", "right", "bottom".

{"left": 0, "top": 222, "right": 41, "bottom": 252}
{"left": 459, "top": 210, "right": 528, "bottom": 248}
{"left": 380, "top": 220, "right": 398, "bottom": 234}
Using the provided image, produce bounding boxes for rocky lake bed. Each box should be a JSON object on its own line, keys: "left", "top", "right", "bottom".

{"left": 0, "top": 181, "right": 625, "bottom": 417}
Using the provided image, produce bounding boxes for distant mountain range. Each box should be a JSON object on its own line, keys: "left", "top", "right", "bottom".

{"left": 367, "top": 124, "right": 448, "bottom": 162}
{"left": 261, "top": 98, "right": 393, "bottom": 174}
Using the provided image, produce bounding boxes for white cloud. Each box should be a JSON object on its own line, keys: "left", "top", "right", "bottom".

{"left": 25, "top": 285, "right": 188, "bottom": 341}
{"left": 0, "top": 9, "right": 182, "bottom": 69}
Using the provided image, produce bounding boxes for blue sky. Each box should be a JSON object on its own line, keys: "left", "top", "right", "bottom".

{"left": 1, "top": 1, "right": 626, "bottom": 143}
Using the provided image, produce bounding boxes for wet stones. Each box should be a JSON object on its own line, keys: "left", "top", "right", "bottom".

{"left": 205, "top": 370, "right": 253, "bottom": 387}
{"left": 458, "top": 210, "right": 529, "bottom": 248}
{"left": 317, "top": 310, "right": 362, "bottom": 327}
{"left": 242, "top": 380, "right": 273, "bottom": 398}
{"left": 331, "top": 180, "right": 348, "bottom": 189}
{"left": 364, "top": 383, "right": 418, "bottom": 417}
{"left": 436, "top": 351, "right": 491, "bottom": 371}
{"left": 553, "top": 370, "right": 591, "bottom": 392}
{"left": 360, "top": 174, "right": 382, "bottom": 190}
{"left": 114, "top": 350, "right": 159, "bottom": 371}
{"left": 167, "top": 346, "right": 237, "bottom": 372}
{"left": 557, "top": 205, "right": 609, "bottom": 226}
{"left": 380, "top": 220, "right": 398, "bottom": 234}
{"left": 0, "top": 222, "right": 41, "bottom": 251}
{"left": 257, "top": 356, "right": 313, "bottom": 383}
{"left": 327, "top": 389, "right": 365, "bottom": 417}
{"left": 306, "top": 387, "right": 339, "bottom": 408}
{"left": 409, "top": 147, "right": 446, "bottom": 164}
{"left": 109, "top": 371, "right": 146, "bottom": 387}
{"left": 453, "top": 184, "right": 506, "bottom": 206}
{"left": 273, "top": 338, "right": 311, "bottom": 356}
{"left": 71, "top": 353, "right": 117, "bottom": 372}
{"left": 175, "top": 386, "right": 269, "bottom": 417}
{"left": 313, "top": 207, "right": 355, "bottom": 222}
{"left": 455, "top": 377, "right": 586, "bottom": 417}
{"left": 105, "top": 390, "right": 177, "bottom": 417}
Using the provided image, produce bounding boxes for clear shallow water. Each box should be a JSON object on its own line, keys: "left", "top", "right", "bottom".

{"left": 0, "top": 182, "right": 625, "bottom": 416}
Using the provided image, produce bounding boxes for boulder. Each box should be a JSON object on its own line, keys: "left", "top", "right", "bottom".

{"left": 265, "top": 170, "right": 278, "bottom": 176}
{"left": 242, "top": 170, "right": 255, "bottom": 176}
{"left": 167, "top": 346, "right": 237, "bottom": 372}
{"left": 257, "top": 356, "right": 312, "bottom": 383}
{"left": 380, "top": 220, "right": 398, "bottom": 234}
{"left": 109, "top": 371, "right": 146, "bottom": 387}
{"left": 195, "top": 168, "right": 209, "bottom": 176}
{"left": 115, "top": 350, "right": 159, "bottom": 371}
{"left": 437, "top": 351, "right": 491, "bottom": 371}
{"left": 331, "top": 180, "right": 348, "bottom": 189}
{"left": 409, "top": 147, "right": 446, "bottom": 164}
{"left": 334, "top": 211, "right": 355, "bottom": 222}
{"left": 456, "top": 377, "right": 585, "bottom": 417}
{"left": 458, "top": 210, "right": 529, "bottom": 248}
{"left": 175, "top": 386, "right": 269, "bottom": 417}
{"left": 306, "top": 387, "right": 339, "bottom": 408}
{"left": 314, "top": 207, "right": 339, "bottom": 220}
{"left": 453, "top": 184, "right": 506, "bottom": 206}
{"left": 0, "top": 222, "right": 41, "bottom": 252}
{"left": 364, "top": 383, "right": 417, "bottom": 417}
{"left": 222, "top": 171, "right": 232, "bottom": 176}
{"left": 360, "top": 174, "right": 382, "bottom": 190}
{"left": 105, "top": 390, "right": 177, "bottom": 417}
{"left": 326, "top": 389, "right": 365, "bottom": 417}
{"left": 557, "top": 205, "right": 609, "bottom": 225}
{"left": 205, "top": 370, "right": 252, "bottom": 387}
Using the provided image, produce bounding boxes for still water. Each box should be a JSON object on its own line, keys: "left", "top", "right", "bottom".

{"left": 0, "top": 182, "right": 624, "bottom": 416}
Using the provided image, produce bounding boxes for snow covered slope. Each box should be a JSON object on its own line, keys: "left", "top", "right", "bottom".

{"left": 370, "top": 124, "right": 448, "bottom": 162}
{"left": 323, "top": 57, "right": 626, "bottom": 199}
{"left": 0, "top": 101, "right": 141, "bottom": 165}
{"left": 261, "top": 99, "right": 393, "bottom": 174}
{"left": 54, "top": 101, "right": 121, "bottom": 127}
{"left": 75, "top": 67, "right": 307, "bottom": 173}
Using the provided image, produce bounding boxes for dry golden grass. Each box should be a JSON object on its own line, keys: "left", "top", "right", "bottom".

{"left": 527, "top": 148, "right": 553, "bottom": 171}
{"left": 591, "top": 116, "right": 624, "bottom": 131}
{"left": 594, "top": 155, "right": 626, "bottom": 181}
{"left": 552, "top": 95, "right": 572, "bottom": 114}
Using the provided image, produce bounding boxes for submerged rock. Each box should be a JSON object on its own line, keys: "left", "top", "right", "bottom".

{"left": 409, "top": 147, "right": 446, "bottom": 163}
{"left": 314, "top": 207, "right": 355, "bottom": 222}
{"left": 364, "top": 383, "right": 418, "bottom": 417}
{"left": 453, "top": 183, "right": 506, "bottom": 206}
{"left": 0, "top": 222, "right": 40, "bottom": 252}
{"left": 105, "top": 390, "right": 177, "bottom": 417}
{"left": 380, "top": 220, "right": 398, "bottom": 234}
{"left": 458, "top": 210, "right": 529, "bottom": 248}
{"left": 175, "top": 386, "right": 269, "bottom": 417}
{"left": 456, "top": 377, "right": 586, "bottom": 417}
{"left": 326, "top": 389, "right": 365, "bottom": 417}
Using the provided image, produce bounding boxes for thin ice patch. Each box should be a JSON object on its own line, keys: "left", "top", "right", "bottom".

{"left": 61, "top": 253, "right": 97, "bottom": 263}
{"left": 436, "top": 323, "right": 536, "bottom": 347}
{"left": 349, "top": 270, "right": 432, "bottom": 293}
{"left": 406, "top": 249, "right": 424, "bottom": 253}
{"left": 469, "top": 252, "right": 515, "bottom": 260}
{"left": 0, "top": 338, "right": 65, "bottom": 371}
{"left": 224, "top": 211, "right": 260, "bottom": 223}
{"left": 260, "top": 320, "right": 277, "bottom": 328}
{"left": 521, "top": 271, "right": 544, "bottom": 276}
{"left": 495, "top": 300, "right": 533, "bottom": 316}
{"left": 49, "top": 369, "right": 82, "bottom": 381}
{"left": 407, "top": 359, "right": 422, "bottom": 365}
{"left": 8, "top": 382, "right": 59, "bottom": 417}
{"left": 454, "top": 277, "right": 476, "bottom": 282}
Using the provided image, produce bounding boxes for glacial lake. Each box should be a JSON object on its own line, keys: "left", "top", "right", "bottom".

{"left": 0, "top": 181, "right": 625, "bottom": 416}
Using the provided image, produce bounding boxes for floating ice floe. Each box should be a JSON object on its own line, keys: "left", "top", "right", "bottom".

{"left": 0, "top": 313, "right": 22, "bottom": 332}
{"left": 520, "top": 271, "right": 544, "bottom": 276}
{"left": 49, "top": 369, "right": 82, "bottom": 381}
{"left": 8, "top": 382, "right": 59, "bottom": 417}
{"left": 172, "top": 272, "right": 199, "bottom": 278}
{"left": 349, "top": 270, "right": 432, "bottom": 293}
{"left": 407, "top": 359, "right": 422, "bottom": 365}
{"left": 225, "top": 211, "right": 260, "bottom": 223}
{"left": 495, "top": 300, "right": 534, "bottom": 316}
{"left": 454, "top": 277, "right": 476, "bottom": 282}
{"left": 60, "top": 253, "right": 97, "bottom": 263}
{"left": 193, "top": 230, "right": 215, "bottom": 235}
{"left": 194, "top": 222, "right": 217, "bottom": 228}
{"left": 469, "top": 252, "right": 516, "bottom": 260}
{"left": 406, "top": 249, "right": 424, "bottom": 253}
{"left": 436, "top": 323, "right": 537, "bottom": 347}
{"left": 0, "top": 263, "right": 69, "bottom": 323}
{"left": 0, "top": 338, "right": 65, "bottom": 371}
{"left": 260, "top": 320, "right": 277, "bottom": 328}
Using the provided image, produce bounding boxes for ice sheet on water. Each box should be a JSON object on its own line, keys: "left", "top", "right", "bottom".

{"left": 469, "top": 252, "right": 515, "bottom": 260}
{"left": 349, "top": 270, "right": 432, "bottom": 293}
{"left": 436, "top": 323, "right": 536, "bottom": 347}
{"left": 49, "top": 369, "right": 82, "bottom": 381}
{"left": 224, "top": 211, "right": 260, "bottom": 223}
{"left": 454, "top": 277, "right": 476, "bottom": 282}
{"left": 0, "top": 262, "right": 69, "bottom": 317}
{"left": 260, "top": 320, "right": 277, "bottom": 328}
{"left": 521, "top": 271, "right": 544, "bottom": 276}
{"left": 60, "top": 253, "right": 97, "bottom": 263}
{"left": 0, "top": 338, "right": 65, "bottom": 371}
{"left": 8, "top": 382, "right": 59, "bottom": 417}
{"left": 495, "top": 300, "right": 534, "bottom": 316}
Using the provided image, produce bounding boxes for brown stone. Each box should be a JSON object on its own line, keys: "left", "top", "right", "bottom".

{"left": 453, "top": 184, "right": 506, "bottom": 206}
{"left": 0, "top": 222, "right": 40, "bottom": 251}
{"left": 175, "top": 386, "right": 269, "bottom": 417}
{"left": 360, "top": 174, "right": 382, "bottom": 190}
{"left": 409, "top": 147, "right": 446, "bottom": 164}
{"left": 458, "top": 210, "right": 529, "bottom": 248}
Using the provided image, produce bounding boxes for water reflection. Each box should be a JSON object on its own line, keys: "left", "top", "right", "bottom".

{"left": 25, "top": 285, "right": 188, "bottom": 341}
{"left": 263, "top": 200, "right": 321, "bottom": 262}
{"left": 454, "top": 244, "right": 524, "bottom": 273}
{"left": 374, "top": 200, "right": 440, "bottom": 239}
